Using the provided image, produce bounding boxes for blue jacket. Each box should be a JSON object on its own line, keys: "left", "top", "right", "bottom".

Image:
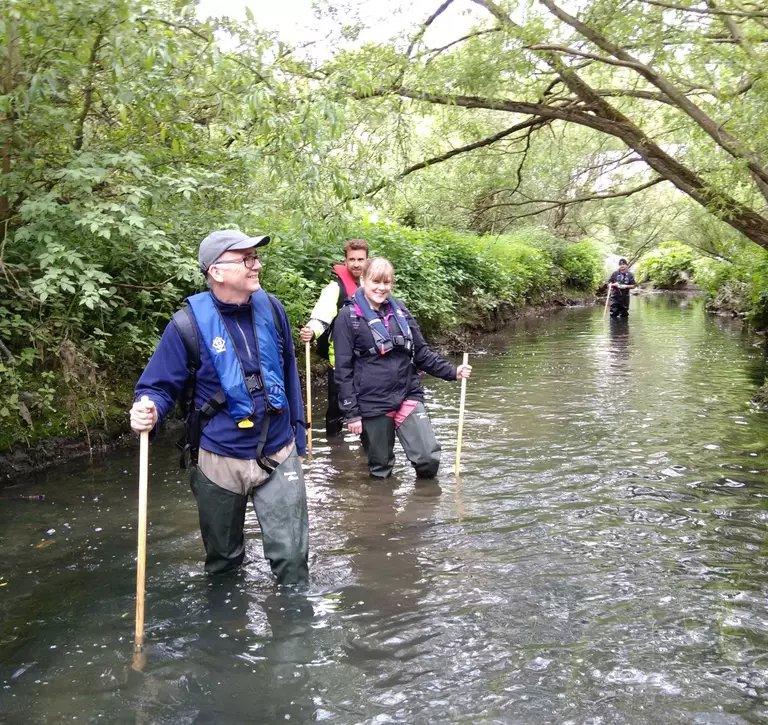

{"left": 333, "top": 297, "right": 457, "bottom": 420}
{"left": 135, "top": 291, "right": 307, "bottom": 458}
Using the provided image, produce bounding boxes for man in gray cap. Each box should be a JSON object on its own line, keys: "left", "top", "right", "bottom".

{"left": 129, "top": 230, "right": 309, "bottom": 585}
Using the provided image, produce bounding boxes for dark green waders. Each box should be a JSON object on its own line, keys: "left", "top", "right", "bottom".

{"left": 361, "top": 402, "right": 441, "bottom": 479}
{"left": 189, "top": 447, "right": 309, "bottom": 585}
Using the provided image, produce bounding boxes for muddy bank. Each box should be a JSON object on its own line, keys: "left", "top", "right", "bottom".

{"left": 0, "top": 416, "right": 184, "bottom": 484}
{"left": 0, "top": 296, "right": 595, "bottom": 483}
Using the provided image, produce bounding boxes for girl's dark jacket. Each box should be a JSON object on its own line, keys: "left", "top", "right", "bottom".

{"left": 333, "top": 297, "right": 457, "bottom": 421}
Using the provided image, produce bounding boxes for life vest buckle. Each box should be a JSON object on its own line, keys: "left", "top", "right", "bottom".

{"left": 245, "top": 373, "right": 263, "bottom": 393}
{"left": 379, "top": 339, "right": 394, "bottom": 355}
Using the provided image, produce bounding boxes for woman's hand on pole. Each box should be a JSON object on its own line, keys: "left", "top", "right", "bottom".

{"left": 130, "top": 398, "right": 157, "bottom": 433}
{"left": 347, "top": 418, "right": 363, "bottom": 435}
{"left": 456, "top": 364, "right": 472, "bottom": 380}
{"left": 299, "top": 325, "right": 314, "bottom": 343}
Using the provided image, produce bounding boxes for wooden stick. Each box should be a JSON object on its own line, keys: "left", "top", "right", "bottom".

{"left": 455, "top": 352, "right": 469, "bottom": 477}
{"left": 133, "top": 396, "right": 150, "bottom": 669}
{"left": 603, "top": 283, "right": 612, "bottom": 320}
{"left": 305, "top": 341, "right": 312, "bottom": 455}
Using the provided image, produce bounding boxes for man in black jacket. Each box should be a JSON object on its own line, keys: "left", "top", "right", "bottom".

{"left": 608, "top": 258, "right": 637, "bottom": 318}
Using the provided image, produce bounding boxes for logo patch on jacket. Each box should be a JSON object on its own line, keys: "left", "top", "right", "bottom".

{"left": 212, "top": 337, "right": 226, "bottom": 354}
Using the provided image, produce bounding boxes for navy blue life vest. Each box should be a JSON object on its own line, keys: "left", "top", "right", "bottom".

{"left": 187, "top": 290, "right": 288, "bottom": 426}
{"left": 351, "top": 288, "right": 413, "bottom": 357}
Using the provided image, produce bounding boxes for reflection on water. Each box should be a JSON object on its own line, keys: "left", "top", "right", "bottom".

{"left": 3, "top": 296, "right": 768, "bottom": 723}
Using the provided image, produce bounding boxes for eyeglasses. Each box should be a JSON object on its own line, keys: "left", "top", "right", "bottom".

{"left": 212, "top": 255, "right": 260, "bottom": 269}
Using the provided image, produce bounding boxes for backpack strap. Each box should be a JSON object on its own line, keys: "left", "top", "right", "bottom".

{"left": 267, "top": 294, "right": 283, "bottom": 345}
{"left": 171, "top": 306, "right": 200, "bottom": 417}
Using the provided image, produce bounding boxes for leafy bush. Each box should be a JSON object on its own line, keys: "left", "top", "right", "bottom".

{"left": 693, "top": 247, "right": 768, "bottom": 325}
{"left": 556, "top": 241, "right": 604, "bottom": 290}
{"left": 636, "top": 242, "right": 697, "bottom": 288}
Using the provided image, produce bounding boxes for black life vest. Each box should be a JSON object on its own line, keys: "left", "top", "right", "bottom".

{"left": 349, "top": 288, "right": 413, "bottom": 358}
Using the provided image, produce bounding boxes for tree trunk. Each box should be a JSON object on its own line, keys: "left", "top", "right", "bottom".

{"left": 0, "top": 19, "right": 20, "bottom": 243}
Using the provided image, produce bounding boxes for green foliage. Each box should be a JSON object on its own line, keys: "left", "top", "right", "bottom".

{"left": 637, "top": 242, "right": 697, "bottom": 288}
{"left": 557, "top": 242, "right": 605, "bottom": 291}
{"left": 693, "top": 245, "right": 768, "bottom": 325}
{"left": 341, "top": 222, "right": 602, "bottom": 330}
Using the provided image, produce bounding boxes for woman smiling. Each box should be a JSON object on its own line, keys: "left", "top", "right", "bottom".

{"left": 333, "top": 257, "right": 471, "bottom": 479}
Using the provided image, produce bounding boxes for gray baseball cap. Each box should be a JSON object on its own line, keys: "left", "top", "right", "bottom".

{"left": 198, "top": 230, "right": 270, "bottom": 272}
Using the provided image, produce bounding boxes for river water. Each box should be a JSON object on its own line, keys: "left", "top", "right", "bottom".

{"left": 3, "top": 295, "right": 768, "bottom": 724}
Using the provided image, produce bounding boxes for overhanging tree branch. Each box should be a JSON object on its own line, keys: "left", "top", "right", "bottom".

{"left": 407, "top": 0, "right": 455, "bottom": 58}
{"left": 424, "top": 28, "right": 502, "bottom": 58}
{"left": 359, "top": 83, "right": 768, "bottom": 247}
{"left": 533, "top": 0, "right": 768, "bottom": 198}
{"left": 349, "top": 117, "right": 551, "bottom": 201}
{"left": 476, "top": 177, "right": 666, "bottom": 214}
{"left": 594, "top": 88, "right": 675, "bottom": 104}
{"left": 636, "top": 0, "right": 768, "bottom": 19}
{"left": 526, "top": 44, "right": 648, "bottom": 71}
{"left": 137, "top": 15, "right": 214, "bottom": 43}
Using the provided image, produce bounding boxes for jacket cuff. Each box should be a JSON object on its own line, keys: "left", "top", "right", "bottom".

{"left": 307, "top": 319, "right": 326, "bottom": 338}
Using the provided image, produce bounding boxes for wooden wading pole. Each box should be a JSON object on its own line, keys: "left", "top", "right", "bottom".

{"left": 603, "top": 283, "right": 612, "bottom": 320}
{"left": 305, "top": 341, "right": 312, "bottom": 455}
{"left": 133, "top": 396, "right": 150, "bottom": 671}
{"left": 455, "top": 352, "right": 469, "bottom": 477}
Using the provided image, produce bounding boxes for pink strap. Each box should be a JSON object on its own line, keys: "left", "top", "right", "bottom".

{"left": 384, "top": 399, "right": 419, "bottom": 429}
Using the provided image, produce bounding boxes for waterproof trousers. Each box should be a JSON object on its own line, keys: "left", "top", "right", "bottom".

{"left": 325, "top": 365, "right": 344, "bottom": 437}
{"left": 610, "top": 290, "right": 630, "bottom": 318}
{"left": 361, "top": 402, "right": 441, "bottom": 479}
{"left": 610, "top": 301, "right": 629, "bottom": 318}
{"left": 189, "top": 445, "right": 309, "bottom": 585}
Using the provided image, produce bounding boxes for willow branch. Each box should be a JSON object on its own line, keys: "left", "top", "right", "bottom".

{"left": 425, "top": 28, "right": 501, "bottom": 57}
{"left": 351, "top": 117, "right": 549, "bottom": 201}
{"left": 635, "top": 0, "right": 768, "bottom": 19}
{"left": 476, "top": 177, "right": 666, "bottom": 214}
{"left": 707, "top": 0, "right": 758, "bottom": 57}
{"left": 137, "top": 15, "right": 213, "bottom": 42}
{"left": 74, "top": 30, "right": 104, "bottom": 152}
{"left": 527, "top": 44, "right": 648, "bottom": 71}
{"left": 407, "top": 0, "right": 455, "bottom": 58}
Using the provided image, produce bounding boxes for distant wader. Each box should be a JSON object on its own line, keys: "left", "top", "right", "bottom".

{"left": 189, "top": 442, "right": 309, "bottom": 584}
{"left": 609, "top": 270, "right": 633, "bottom": 318}
{"left": 361, "top": 402, "right": 441, "bottom": 479}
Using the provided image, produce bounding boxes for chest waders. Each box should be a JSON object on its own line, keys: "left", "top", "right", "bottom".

{"left": 610, "top": 271, "right": 633, "bottom": 317}
{"left": 172, "top": 292, "right": 285, "bottom": 473}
